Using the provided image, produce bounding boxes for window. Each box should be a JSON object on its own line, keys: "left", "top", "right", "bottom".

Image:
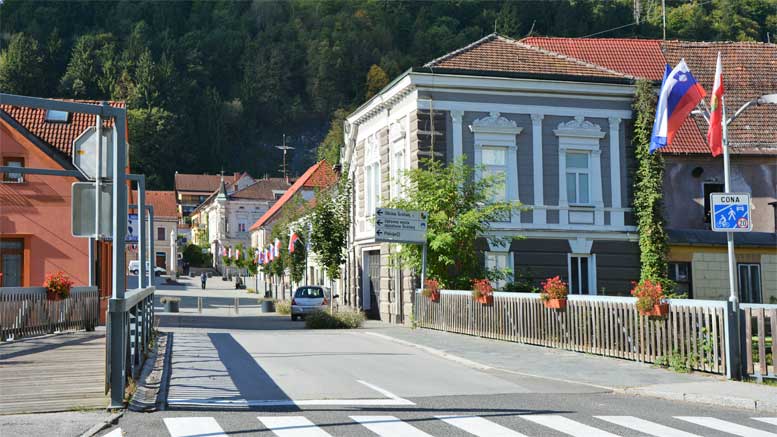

{"left": 44, "top": 110, "right": 69, "bottom": 123}
{"left": 0, "top": 238, "right": 24, "bottom": 287}
{"left": 703, "top": 183, "right": 725, "bottom": 224}
{"left": 566, "top": 152, "right": 590, "bottom": 205}
{"left": 482, "top": 147, "right": 508, "bottom": 202}
{"left": 569, "top": 255, "right": 595, "bottom": 295}
{"left": 485, "top": 251, "right": 511, "bottom": 289}
{"left": 238, "top": 222, "right": 247, "bottom": 233}
{"left": 669, "top": 262, "right": 693, "bottom": 298}
{"left": 738, "top": 263, "right": 762, "bottom": 304}
{"left": 390, "top": 148, "right": 405, "bottom": 199}
{"left": 157, "top": 227, "right": 165, "bottom": 241}
{"left": 2, "top": 157, "right": 24, "bottom": 183}
{"left": 364, "top": 135, "right": 381, "bottom": 216}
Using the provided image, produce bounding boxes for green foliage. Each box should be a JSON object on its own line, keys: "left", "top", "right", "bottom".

{"left": 365, "top": 64, "right": 389, "bottom": 100}
{"left": 304, "top": 309, "right": 365, "bottom": 329}
{"left": 388, "top": 158, "right": 521, "bottom": 290}
{"left": 310, "top": 178, "right": 351, "bottom": 281}
{"left": 654, "top": 349, "right": 693, "bottom": 373}
{"left": 1, "top": 1, "right": 774, "bottom": 189}
{"left": 317, "top": 108, "right": 350, "bottom": 165}
{"left": 182, "top": 243, "right": 210, "bottom": 267}
{"left": 632, "top": 80, "right": 670, "bottom": 287}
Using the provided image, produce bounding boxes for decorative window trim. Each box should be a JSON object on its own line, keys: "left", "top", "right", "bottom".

{"left": 567, "top": 253, "right": 597, "bottom": 296}
{"left": 364, "top": 134, "right": 381, "bottom": 217}
{"left": 555, "top": 116, "right": 605, "bottom": 226}
{"left": 389, "top": 121, "right": 407, "bottom": 199}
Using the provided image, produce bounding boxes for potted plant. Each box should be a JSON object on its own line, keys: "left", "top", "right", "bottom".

{"left": 160, "top": 296, "right": 181, "bottom": 313}
{"left": 632, "top": 279, "right": 669, "bottom": 317}
{"left": 421, "top": 279, "right": 441, "bottom": 302}
{"left": 43, "top": 271, "right": 73, "bottom": 301}
{"left": 471, "top": 279, "right": 494, "bottom": 305}
{"left": 260, "top": 297, "right": 276, "bottom": 313}
{"left": 540, "top": 275, "right": 568, "bottom": 309}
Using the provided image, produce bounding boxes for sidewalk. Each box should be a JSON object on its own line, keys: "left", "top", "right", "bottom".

{"left": 363, "top": 321, "right": 777, "bottom": 413}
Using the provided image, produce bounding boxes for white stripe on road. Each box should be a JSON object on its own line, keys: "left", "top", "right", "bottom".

{"left": 350, "top": 415, "right": 433, "bottom": 437}
{"left": 102, "top": 429, "right": 123, "bottom": 437}
{"left": 258, "top": 416, "right": 333, "bottom": 437}
{"left": 163, "top": 417, "right": 228, "bottom": 437}
{"left": 596, "top": 416, "right": 701, "bottom": 437}
{"left": 436, "top": 415, "right": 529, "bottom": 437}
{"left": 754, "top": 418, "right": 777, "bottom": 426}
{"left": 521, "top": 415, "right": 620, "bottom": 437}
{"left": 676, "top": 417, "right": 777, "bottom": 437}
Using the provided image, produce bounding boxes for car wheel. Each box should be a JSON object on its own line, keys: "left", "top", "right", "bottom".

{"left": 131, "top": 270, "right": 138, "bottom": 275}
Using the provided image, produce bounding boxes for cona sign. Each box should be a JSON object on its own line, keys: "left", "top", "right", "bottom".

{"left": 710, "top": 192, "right": 752, "bottom": 232}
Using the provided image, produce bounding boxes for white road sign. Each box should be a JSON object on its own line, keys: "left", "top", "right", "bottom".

{"left": 73, "top": 126, "right": 115, "bottom": 180}
{"left": 127, "top": 213, "right": 139, "bottom": 243}
{"left": 710, "top": 193, "right": 752, "bottom": 232}
{"left": 71, "top": 182, "right": 112, "bottom": 237}
{"left": 374, "top": 208, "right": 427, "bottom": 244}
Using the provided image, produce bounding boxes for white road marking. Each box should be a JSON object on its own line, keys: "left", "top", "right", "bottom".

{"left": 436, "top": 415, "right": 529, "bottom": 437}
{"left": 102, "top": 429, "right": 123, "bottom": 437}
{"left": 258, "top": 416, "right": 333, "bottom": 437}
{"left": 163, "top": 417, "right": 228, "bottom": 437}
{"left": 754, "top": 418, "right": 777, "bottom": 426}
{"left": 351, "top": 415, "right": 433, "bottom": 437}
{"left": 521, "top": 415, "right": 620, "bottom": 437}
{"left": 167, "top": 380, "right": 414, "bottom": 408}
{"left": 676, "top": 417, "right": 777, "bottom": 437}
{"left": 596, "top": 416, "right": 701, "bottom": 437}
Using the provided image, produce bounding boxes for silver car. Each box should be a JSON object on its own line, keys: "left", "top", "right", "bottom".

{"left": 290, "top": 286, "right": 334, "bottom": 321}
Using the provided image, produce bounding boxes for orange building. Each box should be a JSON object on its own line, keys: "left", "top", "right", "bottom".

{"left": 0, "top": 100, "right": 124, "bottom": 287}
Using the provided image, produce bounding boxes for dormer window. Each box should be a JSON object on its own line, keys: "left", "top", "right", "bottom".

{"left": 44, "top": 110, "right": 70, "bottom": 123}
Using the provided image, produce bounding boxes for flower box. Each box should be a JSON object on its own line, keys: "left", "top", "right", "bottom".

{"left": 46, "top": 289, "right": 64, "bottom": 301}
{"left": 477, "top": 294, "right": 493, "bottom": 305}
{"left": 543, "top": 298, "right": 567, "bottom": 310}
{"left": 422, "top": 279, "right": 441, "bottom": 302}
{"left": 429, "top": 290, "right": 440, "bottom": 302}
{"left": 640, "top": 302, "right": 669, "bottom": 317}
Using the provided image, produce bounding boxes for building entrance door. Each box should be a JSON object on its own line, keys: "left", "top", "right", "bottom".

{"left": 365, "top": 250, "right": 381, "bottom": 320}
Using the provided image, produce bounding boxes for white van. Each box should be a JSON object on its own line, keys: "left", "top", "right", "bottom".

{"left": 128, "top": 260, "right": 165, "bottom": 276}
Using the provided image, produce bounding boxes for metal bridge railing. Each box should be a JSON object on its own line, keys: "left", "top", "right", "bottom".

{"left": 106, "top": 286, "right": 156, "bottom": 396}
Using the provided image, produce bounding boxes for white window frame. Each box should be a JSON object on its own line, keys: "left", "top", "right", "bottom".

{"left": 567, "top": 253, "right": 597, "bottom": 295}
{"left": 485, "top": 251, "right": 513, "bottom": 290}
{"left": 389, "top": 121, "right": 407, "bottom": 200}
{"left": 737, "top": 263, "right": 762, "bottom": 304}
{"left": 565, "top": 151, "right": 592, "bottom": 206}
{"left": 469, "top": 112, "right": 523, "bottom": 224}
{"left": 364, "top": 134, "right": 381, "bottom": 217}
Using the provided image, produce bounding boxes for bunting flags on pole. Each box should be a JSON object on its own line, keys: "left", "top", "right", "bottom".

{"left": 289, "top": 231, "right": 299, "bottom": 253}
{"left": 707, "top": 52, "right": 724, "bottom": 157}
{"left": 650, "top": 59, "right": 706, "bottom": 153}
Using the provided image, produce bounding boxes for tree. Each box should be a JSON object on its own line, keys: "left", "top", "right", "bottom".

{"left": 364, "top": 64, "right": 389, "bottom": 100}
{"left": 388, "top": 158, "right": 520, "bottom": 289}
{"left": 317, "top": 108, "right": 350, "bottom": 165}
{"left": 632, "top": 80, "right": 670, "bottom": 286}
{"left": 310, "top": 178, "right": 351, "bottom": 281}
{"left": 0, "top": 33, "right": 45, "bottom": 96}
{"left": 60, "top": 33, "right": 118, "bottom": 98}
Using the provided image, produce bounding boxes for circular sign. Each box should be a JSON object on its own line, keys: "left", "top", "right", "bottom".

{"left": 737, "top": 218, "right": 749, "bottom": 228}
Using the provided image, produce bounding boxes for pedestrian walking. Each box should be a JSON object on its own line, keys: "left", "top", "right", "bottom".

{"left": 200, "top": 272, "right": 207, "bottom": 290}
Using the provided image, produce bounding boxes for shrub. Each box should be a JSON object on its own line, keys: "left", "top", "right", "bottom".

{"left": 421, "top": 278, "right": 440, "bottom": 298}
{"left": 159, "top": 297, "right": 180, "bottom": 304}
{"left": 305, "top": 309, "right": 365, "bottom": 329}
{"left": 44, "top": 271, "right": 74, "bottom": 299}
{"left": 471, "top": 278, "right": 493, "bottom": 300}
{"left": 276, "top": 300, "right": 291, "bottom": 315}
{"left": 631, "top": 279, "right": 665, "bottom": 313}
{"left": 540, "top": 276, "right": 568, "bottom": 301}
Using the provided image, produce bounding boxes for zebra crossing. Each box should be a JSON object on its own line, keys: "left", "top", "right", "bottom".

{"left": 106, "top": 414, "right": 777, "bottom": 436}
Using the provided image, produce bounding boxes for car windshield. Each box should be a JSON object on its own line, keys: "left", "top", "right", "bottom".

{"left": 295, "top": 287, "right": 325, "bottom": 298}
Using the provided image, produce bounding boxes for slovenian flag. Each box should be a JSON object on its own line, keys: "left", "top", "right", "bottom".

{"left": 268, "top": 246, "right": 274, "bottom": 261}
{"left": 707, "top": 52, "right": 724, "bottom": 157}
{"left": 650, "top": 59, "right": 706, "bottom": 153}
{"left": 289, "top": 232, "right": 299, "bottom": 253}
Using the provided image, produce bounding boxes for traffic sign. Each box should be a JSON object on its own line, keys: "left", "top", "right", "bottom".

{"left": 73, "top": 126, "right": 115, "bottom": 180}
{"left": 374, "top": 208, "right": 427, "bottom": 244}
{"left": 711, "top": 193, "right": 752, "bottom": 232}
{"left": 127, "top": 213, "right": 139, "bottom": 243}
{"left": 72, "top": 182, "right": 112, "bottom": 237}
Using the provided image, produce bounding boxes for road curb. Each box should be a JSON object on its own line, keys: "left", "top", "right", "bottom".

{"left": 78, "top": 411, "right": 124, "bottom": 437}
{"left": 364, "top": 330, "right": 776, "bottom": 413}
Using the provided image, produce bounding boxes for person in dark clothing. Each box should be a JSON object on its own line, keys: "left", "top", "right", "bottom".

{"left": 200, "top": 272, "right": 207, "bottom": 289}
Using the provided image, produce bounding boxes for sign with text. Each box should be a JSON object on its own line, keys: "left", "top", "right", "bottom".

{"left": 711, "top": 193, "right": 752, "bottom": 232}
{"left": 127, "top": 213, "right": 139, "bottom": 243}
{"left": 374, "top": 208, "right": 427, "bottom": 244}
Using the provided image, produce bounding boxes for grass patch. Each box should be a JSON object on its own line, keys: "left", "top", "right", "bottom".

{"left": 305, "top": 309, "right": 365, "bottom": 329}
{"left": 276, "top": 300, "right": 291, "bottom": 315}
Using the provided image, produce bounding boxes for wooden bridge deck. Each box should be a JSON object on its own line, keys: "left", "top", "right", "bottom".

{"left": 0, "top": 330, "right": 107, "bottom": 414}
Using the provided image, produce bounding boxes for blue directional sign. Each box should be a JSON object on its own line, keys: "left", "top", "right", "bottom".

{"left": 710, "top": 193, "right": 752, "bottom": 232}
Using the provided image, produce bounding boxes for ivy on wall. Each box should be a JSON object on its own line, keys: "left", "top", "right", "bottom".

{"left": 632, "top": 79, "right": 670, "bottom": 285}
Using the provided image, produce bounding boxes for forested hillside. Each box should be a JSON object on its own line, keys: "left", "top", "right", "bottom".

{"left": 1, "top": 0, "right": 773, "bottom": 189}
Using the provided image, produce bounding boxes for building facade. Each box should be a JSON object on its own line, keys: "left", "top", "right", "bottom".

{"left": 174, "top": 172, "right": 255, "bottom": 224}
{"left": 342, "top": 35, "right": 642, "bottom": 323}
{"left": 128, "top": 190, "right": 179, "bottom": 274}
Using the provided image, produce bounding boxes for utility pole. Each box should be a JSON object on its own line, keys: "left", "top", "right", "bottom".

{"left": 276, "top": 134, "right": 295, "bottom": 183}
{"left": 662, "top": 0, "right": 667, "bottom": 40}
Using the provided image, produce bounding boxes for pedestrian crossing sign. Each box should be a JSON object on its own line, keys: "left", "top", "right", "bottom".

{"left": 710, "top": 192, "right": 752, "bottom": 232}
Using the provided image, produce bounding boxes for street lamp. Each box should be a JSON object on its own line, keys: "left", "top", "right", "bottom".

{"left": 727, "top": 93, "right": 777, "bottom": 125}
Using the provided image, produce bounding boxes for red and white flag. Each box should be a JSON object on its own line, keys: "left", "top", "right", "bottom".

{"left": 707, "top": 52, "right": 724, "bottom": 157}
{"left": 289, "top": 232, "right": 299, "bottom": 253}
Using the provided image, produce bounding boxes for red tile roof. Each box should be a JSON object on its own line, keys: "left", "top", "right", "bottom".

{"left": 425, "top": 34, "right": 628, "bottom": 80}
{"left": 249, "top": 161, "right": 338, "bottom": 231}
{"left": 521, "top": 37, "right": 666, "bottom": 80}
{"left": 0, "top": 100, "right": 125, "bottom": 158}
{"left": 519, "top": 37, "right": 777, "bottom": 155}
{"left": 230, "top": 178, "right": 289, "bottom": 200}
{"left": 175, "top": 173, "right": 237, "bottom": 193}
{"left": 145, "top": 190, "right": 178, "bottom": 218}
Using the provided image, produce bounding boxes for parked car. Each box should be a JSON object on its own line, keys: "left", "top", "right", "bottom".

{"left": 128, "top": 260, "right": 165, "bottom": 276}
{"left": 290, "top": 286, "right": 337, "bottom": 321}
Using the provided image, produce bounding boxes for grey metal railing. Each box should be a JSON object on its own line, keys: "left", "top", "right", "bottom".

{"left": 106, "top": 286, "right": 156, "bottom": 392}
{"left": 0, "top": 286, "right": 99, "bottom": 341}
